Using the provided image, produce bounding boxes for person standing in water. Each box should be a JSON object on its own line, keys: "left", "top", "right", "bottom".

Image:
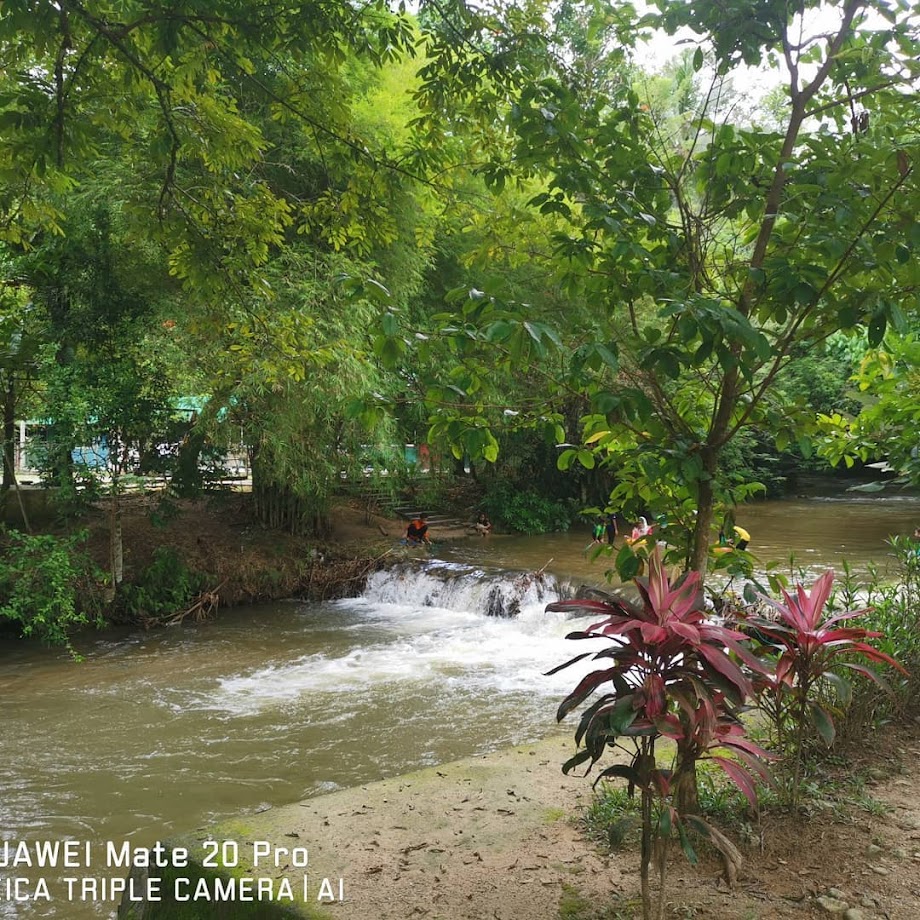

{"left": 591, "top": 518, "right": 606, "bottom": 544}
{"left": 718, "top": 523, "right": 751, "bottom": 551}
{"left": 605, "top": 513, "right": 618, "bottom": 545}
{"left": 732, "top": 525, "right": 750, "bottom": 551}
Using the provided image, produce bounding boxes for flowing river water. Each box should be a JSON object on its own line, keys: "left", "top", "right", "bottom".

{"left": 2, "top": 492, "right": 920, "bottom": 918}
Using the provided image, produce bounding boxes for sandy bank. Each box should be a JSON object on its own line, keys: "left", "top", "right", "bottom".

{"left": 119, "top": 731, "right": 621, "bottom": 920}
{"left": 245, "top": 731, "right": 618, "bottom": 919}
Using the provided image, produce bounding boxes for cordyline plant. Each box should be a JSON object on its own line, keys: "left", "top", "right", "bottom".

{"left": 743, "top": 568, "right": 906, "bottom": 806}
{"left": 547, "top": 545, "right": 771, "bottom": 920}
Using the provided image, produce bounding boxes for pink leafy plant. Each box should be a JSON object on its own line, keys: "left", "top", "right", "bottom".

{"left": 742, "top": 568, "right": 906, "bottom": 802}
{"left": 548, "top": 545, "right": 772, "bottom": 918}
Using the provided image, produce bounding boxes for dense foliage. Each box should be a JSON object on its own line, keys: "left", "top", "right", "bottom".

{"left": 0, "top": 528, "right": 103, "bottom": 649}
{"left": 404, "top": 0, "right": 919, "bottom": 572}
{"left": 0, "top": 0, "right": 918, "bottom": 639}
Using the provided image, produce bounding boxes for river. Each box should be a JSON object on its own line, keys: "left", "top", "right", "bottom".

{"left": 1, "top": 493, "right": 919, "bottom": 918}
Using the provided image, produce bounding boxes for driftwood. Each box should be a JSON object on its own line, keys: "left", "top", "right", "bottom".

{"left": 303, "top": 549, "right": 395, "bottom": 601}
{"left": 141, "top": 581, "right": 226, "bottom": 628}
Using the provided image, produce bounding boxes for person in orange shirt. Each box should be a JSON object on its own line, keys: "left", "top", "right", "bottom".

{"left": 406, "top": 514, "right": 431, "bottom": 546}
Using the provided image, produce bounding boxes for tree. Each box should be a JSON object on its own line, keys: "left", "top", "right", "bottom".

{"left": 400, "top": 0, "right": 919, "bottom": 573}
{"left": 18, "top": 199, "right": 177, "bottom": 586}
{"left": 220, "top": 249, "right": 409, "bottom": 535}
{"left": 817, "top": 332, "right": 920, "bottom": 485}
{"left": 158, "top": 49, "right": 442, "bottom": 535}
{"left": 0, "top": 1, "right": 419, "bottom": 290}
{"left": 2, "top": 4, "right": 450, "bottom": 540}
{"left": 0, "top": 272, "right": 41, "bottom": 523}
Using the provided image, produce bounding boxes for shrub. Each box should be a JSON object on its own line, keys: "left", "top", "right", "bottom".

{"left": 743, "top": 568, "right": 905, "bottom": 805}
{"left": 119, "top": 547, "right": 205, "bottom": 624}
{"left": 0, "top": 528, "right": 104, "bottom": 650}
{"left": 548, "top": 545, "right": 771, "bottom": 920}
{"left": 830, "top": 542, "right": 920, "bottom": 743}
{"left": 483, "top": 481, "right": 574, "bottom": 534}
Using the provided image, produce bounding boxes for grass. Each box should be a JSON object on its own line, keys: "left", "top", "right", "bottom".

{"left": 558, "top": 883, "right": 639, "bottom": 920}
{"left": 580, "top": 756, "right": 889, "bottom": 859}
{"left": 582, "top": 764, "right": 761, "bottom": 852}
{"left": 581, "top": 784, "right": 640, "bottom": 850}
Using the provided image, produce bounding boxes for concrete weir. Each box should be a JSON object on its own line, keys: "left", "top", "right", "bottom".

{"left": 116, "top": 731, "right": 614, "bottom": 920}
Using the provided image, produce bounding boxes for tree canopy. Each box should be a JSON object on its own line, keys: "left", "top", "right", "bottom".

{"left": 0, "top": 0, "right": 918, "bottom": 572}
{"left": 377, "top": 0, "right": 920, "bottom": 570}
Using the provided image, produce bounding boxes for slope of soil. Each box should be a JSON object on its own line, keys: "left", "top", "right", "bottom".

{"left": 75, "top": 491, "right": 475, "bottom": 613}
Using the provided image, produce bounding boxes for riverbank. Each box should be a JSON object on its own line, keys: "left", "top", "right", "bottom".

{"left": 9, "top": 488, "right": 920, "bottom": 919}
{"left": 122, "top": 724, "right": 920, "bottom": 919}
{"left": 70, "top": 491, "right": 478, "bottom": 621}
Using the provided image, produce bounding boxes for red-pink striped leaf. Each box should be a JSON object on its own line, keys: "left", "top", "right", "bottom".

{"left": 710, "top": 756, "right": 759, "bottom": 808}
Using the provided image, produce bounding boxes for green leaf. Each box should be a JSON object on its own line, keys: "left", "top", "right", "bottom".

{"left": 868, "top": 313, "right": 887, "bottom": 347}
{"left": 607, "top": 695, "right": 640, "bottom": 735}
{"left": 657, "top": 807, "right": 672, "bottom": 838}
{"left": 363, "top": 278, "right": 393, "bottom": 303}
{"left": 593, "top": 764, "right": 641, "bottom": 787}
{"left": 808, "top": 701, "right": 836, "bottom": 746}
{"left": 381, "top": 312, "right": 399, "bottom": 336}
{"left": 616, "top": 544, "right": 640, "bottom": 581}
{"left": 562, "top": 749, "right": 595, "bottom": 775}
{"left": 484, "top": 320, "right": 515, "bottom": 342}
{"left": 593, "top": 392, "right": 620, "bottom": 414}
{"left": 595, "top": 343, "right": 619, "bottom": 372}
{"left": 677, "top": 820, "right": 698, "bottom": 864}
{"left": 821, "top": 671, "right": 852, "bottom": 707}
{"left": 846, "top": 481, "right": 886, "bottom": 493}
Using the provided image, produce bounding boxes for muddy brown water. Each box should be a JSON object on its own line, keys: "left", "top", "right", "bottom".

{"left": 440, "top": 493, "right": 920, "bottom": 585}
{"left": 1, "top": 493, "right": 918, "bottom": 918}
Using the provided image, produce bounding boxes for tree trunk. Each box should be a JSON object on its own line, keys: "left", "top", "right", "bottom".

{"left": 689, "top": 444, "right": 721, "bottom": 575}
{"left": 251, "top": 455, "right": 330, "bottom": 537}
{"left": 673, "top": 754, "right": 700, "bottom": 818}
{"left": 110, "top": 484, "right": 123, "bottom": 586}
{"left": 1, "top": 449, "right": 32, "bottom": 534}
{"left": 2, "top": 373, "right": 14, "bottom": 491}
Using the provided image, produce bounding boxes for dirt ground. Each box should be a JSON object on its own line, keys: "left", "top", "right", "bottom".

{"left": 70, "top": 493, "right": 920, "bottom": 917}
{"left": 198, "top": 723, "right": 920, "bottom": 920}
{"left": 106, "top": 491, "right": 475, "bottom": 566}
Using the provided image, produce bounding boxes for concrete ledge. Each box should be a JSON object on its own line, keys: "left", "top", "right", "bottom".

{"left": 118, "top": 731, "right": 619, "bottom": 920}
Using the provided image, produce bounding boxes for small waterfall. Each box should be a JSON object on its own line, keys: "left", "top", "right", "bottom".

{"left": 362, "top": 560, "right": 568, "bottom": 617}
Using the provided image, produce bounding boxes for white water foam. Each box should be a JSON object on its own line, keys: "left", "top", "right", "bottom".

{"left": 195, "top": 563, "right": 605, "bottom": 716}
{"left": 361, "top": 561, "right": 562, "bottom": 617}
